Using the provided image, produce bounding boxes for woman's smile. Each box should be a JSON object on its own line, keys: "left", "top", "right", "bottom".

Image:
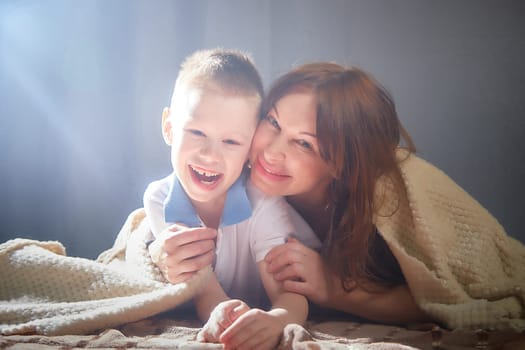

{"left": 253, "top": 155, "right": 290, "bottom": 181}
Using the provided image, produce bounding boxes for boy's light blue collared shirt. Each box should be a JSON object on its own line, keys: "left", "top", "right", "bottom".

{"left": 164, "top": 171, "right": 253, "bottom": 227}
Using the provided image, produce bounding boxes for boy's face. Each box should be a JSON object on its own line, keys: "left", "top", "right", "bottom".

{"left": 163, "top": 87, "right": 259, "bottom": 206}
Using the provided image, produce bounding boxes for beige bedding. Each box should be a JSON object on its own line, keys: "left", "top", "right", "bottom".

{"left": 1, "top": 314, "right": 523, "bottom": 349}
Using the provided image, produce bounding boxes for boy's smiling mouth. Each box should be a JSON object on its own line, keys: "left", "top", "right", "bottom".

{"left": 189, "top": 164, "right": 223, "bottom": 186}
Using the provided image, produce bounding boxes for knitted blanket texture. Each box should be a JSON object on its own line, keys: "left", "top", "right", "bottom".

{"left": 0, "top": 209, "right": 211, "bottom": 335}
{"left": 374, "top": 152, "right": 525, "bottom": 331}
{"left": 0, "top": 152, "right": 523, "bottom": 336}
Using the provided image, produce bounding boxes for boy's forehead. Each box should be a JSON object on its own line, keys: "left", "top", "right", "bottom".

{"left": 170, "top": 87, "right": 259, "bottom": 131}
{"left": 171, "top": 85, "right": 260, "bottom": 114}
{"left": 175, "top": 81, "right": 260, "bottom": 100}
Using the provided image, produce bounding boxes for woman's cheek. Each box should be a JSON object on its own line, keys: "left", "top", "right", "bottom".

{"left": 249, "top": 129, "right": 268, "bottom": 158}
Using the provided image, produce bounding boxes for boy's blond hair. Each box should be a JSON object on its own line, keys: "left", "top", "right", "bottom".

{"left": 171, "top": 48, "right": 264, "bottom": 107}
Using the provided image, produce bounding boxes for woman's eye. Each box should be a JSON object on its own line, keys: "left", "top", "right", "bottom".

{"left": 265, "top": 115, "right": 280, "bottom": 130}
{"left": 223, "top": 139, "right": 241, "bottom": 146}
{"left": 296, "top": 139, "right": 313, "bottom": 151}
{"left": 187, "top": 129, "right": 205, "bottom": 137}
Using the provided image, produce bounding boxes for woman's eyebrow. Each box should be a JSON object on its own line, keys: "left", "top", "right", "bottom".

{"left": 273, "top": 106, "right": 317, "bottom": 138}
{"left": 299, "top": 131, "right": 317, "bottom": 138}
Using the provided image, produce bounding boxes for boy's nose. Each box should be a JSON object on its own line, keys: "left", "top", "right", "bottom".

{"left": 199, "top": 140, "right": 221, "bottom": 162}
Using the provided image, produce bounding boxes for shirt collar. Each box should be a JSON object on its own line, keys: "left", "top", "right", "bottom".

{"left": 164, "top": 170, "right": 252, "bottom": 227}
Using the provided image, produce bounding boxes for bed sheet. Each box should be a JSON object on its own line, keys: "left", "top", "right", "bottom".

{"left": 1, "top": 314, "right": 523, "bottom": 350}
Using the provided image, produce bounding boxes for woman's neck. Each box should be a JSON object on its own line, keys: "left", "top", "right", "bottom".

{"left": 287, "top": 193, "right": 331, "bottom": 241}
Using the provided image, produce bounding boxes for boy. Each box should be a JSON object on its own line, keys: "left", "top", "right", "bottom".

{"left": 143, "top": 49, "right": 320, "bottom": 349}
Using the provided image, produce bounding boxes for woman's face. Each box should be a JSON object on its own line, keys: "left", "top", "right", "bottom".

{"left": 249, "top": 91, "right": 334, "bottom": 203}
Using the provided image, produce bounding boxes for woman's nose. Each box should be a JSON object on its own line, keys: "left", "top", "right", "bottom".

{"left": 263, "top": 136, "right": 286, "bottom": 163}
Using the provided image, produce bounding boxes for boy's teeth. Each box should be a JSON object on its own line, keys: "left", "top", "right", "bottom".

{"left": 195, "top": 168, "right": 218, "bottom": 177}
{"left": 190, "top": 165, "right": 221, "bottom": 183}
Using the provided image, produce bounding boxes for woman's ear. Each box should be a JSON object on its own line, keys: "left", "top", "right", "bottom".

{"left": 161, "top": 107, "right": 172, "bottom": 145}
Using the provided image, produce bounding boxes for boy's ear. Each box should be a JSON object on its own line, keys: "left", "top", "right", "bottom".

{"left": 161, "top": 107, "right": 173, "bottom": 145}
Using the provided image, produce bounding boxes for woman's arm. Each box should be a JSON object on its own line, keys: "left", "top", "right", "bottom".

{"left": 265, "top": 238, "right": 430, "bottom": 325}
{"left": 324, "top": 282, "right": 429, "bottom": 325}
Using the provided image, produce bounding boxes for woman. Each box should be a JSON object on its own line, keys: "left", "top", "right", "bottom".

{"left": 150, "top": 62, "right": 525, "bottom": 330}
{"left": 249, "top": 62, "right": 426, "bottom": 324}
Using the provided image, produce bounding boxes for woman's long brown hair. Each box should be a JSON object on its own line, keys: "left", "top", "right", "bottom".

{"left": 263, "top": 63, "right": 416, "bottom": 291}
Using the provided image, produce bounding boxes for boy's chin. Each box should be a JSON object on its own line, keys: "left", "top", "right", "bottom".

{"left": 186, "top": 182, "right": 227, "bottom": 202}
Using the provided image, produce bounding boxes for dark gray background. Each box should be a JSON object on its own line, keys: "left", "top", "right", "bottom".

{"left": 1, "top": 0, "right": 524, "bottom": 259}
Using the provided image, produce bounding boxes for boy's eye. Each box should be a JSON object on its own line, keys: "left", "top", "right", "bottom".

{"left": 223, "top": 139, "right": 241, "bottom": 146}
{"left": 265, "top": 115, "right": 280, "bottom": 130}
{"left": 187, "top": 129, "right": 205, "bottom": 137}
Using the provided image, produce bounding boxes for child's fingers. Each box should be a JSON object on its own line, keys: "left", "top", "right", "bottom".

{"left": 211, "top": 300, "right": 246, "bottom": 328}
{"left": 196, "top": 328, "right": 216, "bottom": 343}
{"left": 230, "top": 302, "right": 250, "bottom": 321}
{"left": 195, "top": 329, "right": 206, "bottom": 342}
{"left": 166, "top": 226, "right": 217, "bottom": 247}
{"left": 220, "top": 309, "right": 260, "bottom": 342}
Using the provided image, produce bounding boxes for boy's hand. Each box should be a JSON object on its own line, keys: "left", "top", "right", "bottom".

{"left": 219, "top": 308, "right": 286, "bottom": 350}
{"left": 197, "top": 299, "right": 250, "bottom": 343}
{"left": 149, "top": 224, "right": 217, "bottom": 284}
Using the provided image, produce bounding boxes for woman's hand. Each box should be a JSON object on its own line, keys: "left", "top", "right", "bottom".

{"left": 264, "top": 238, "right": 338, "bottom": 306}
{"left": 148, "top": 224, "right": 217, "bottom": 284}
{"left": 197, "top": 299, "right": 250, "bottom": 343}
{"left": 266, "top": 241, "right": 429, "bottom": 325}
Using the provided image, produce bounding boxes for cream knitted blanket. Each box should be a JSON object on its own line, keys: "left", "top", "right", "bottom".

{"left": 0, "top": 209, "right": 211, "bottom": 335}
{"left": 375, "top": 151, "right": 525, "bottom": 331}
